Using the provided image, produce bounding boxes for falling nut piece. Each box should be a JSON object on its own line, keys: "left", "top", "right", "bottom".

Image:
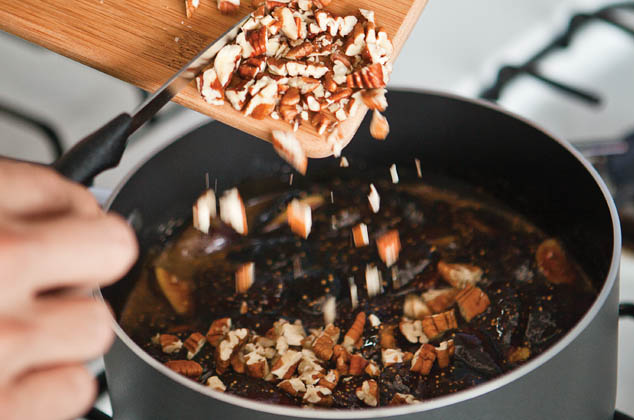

{"left": 218, "top": 0, "right": 240, "bottom": 14}
{"left": 193, "top": 189, "right": 217, "bottom": 234}
{"left": 220, "top": 188, "right": 248, "bottom": 235}
{"left": 340, "top": 156, "right": 349, "bottom": 167}
{"left": 368, "top": 183, "right": 380, "bottom": 213}
{"left": 206, "top": 376, "right": 227, "bottom": 392}
{"left": 322, "top": 296, "right": 337, "bottom": 325}
{"left": 235, "top": 262, "right": 255, "bottom": 294}
{"left": 389, "top": 163, "right": 399, "bottom": 183}
{"left": 376, "top": 230, "right": 401, "bottom": 267}
{"left": 370, "top": 110, "right": 389, "bottom": 140}
{"left": 287, "top": 198, "right": 312, "bottom": 239}
{"left": 185, "top": 0, "right": 200, "bottom": 18}
{"left": 271, "top": 130, "right": 308, "bottom": 175}
{"left": 352, "top": 223, "right": 369, "bottom": 247}
{"left": 365, "top": 264, "right": 382, "bottom": 298}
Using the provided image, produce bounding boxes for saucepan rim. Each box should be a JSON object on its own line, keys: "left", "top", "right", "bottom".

{"left": 97, "top": 88, "right": 622, "bottom": 418}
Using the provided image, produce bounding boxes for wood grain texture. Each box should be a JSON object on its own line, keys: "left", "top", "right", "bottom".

{"left": 1, "top": 0, "right": 428, "bottom": 157}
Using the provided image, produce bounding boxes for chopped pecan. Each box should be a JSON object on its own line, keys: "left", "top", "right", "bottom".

{"left": 271, "top": 349, "right": 303, "bottom": 379}
{"left": 365, "top": 264, "right": 382, "bottom": 298}
{"left": 330, "top": 88, "right": 353, "bottom": 102}
{"left": 361, "top": 88, "right": 387, "bottom": 111}
{"left": 206, "top": 317, "right": 232, "bottom": 347}
{"left": 278, "top": 378, "right": 307, "bottom": 396}
{"left": 279, "top": 104, "right": 299, "bottom": 122}
{"left": 215, "top": 328, "right": 249, "bottom": 374}
{"left": 376, "top": 230, "right": 401, "bottom": 267}
{"left": 158, "top": 334, "right": 183, "bottom": 354}
{"left": 365, "top": 361, "right": 380, "bottom": 377}
{"left": 240, "top": 300, "right": 248, "bottom": 314}
{"left": 389, "top": 163, "right": 399, "bottom": 184}
{"left": 317, "top": 369, "right": 340, "bottom": 390}
{"left": 271, "top": 130, "right": 308, "bottom": 175}
{"left": 348, "top": 353, "right": 369, "bottom": 375}
{"left": 536, "top": 238, "right": 577, "bottom": 284}
{"left": 369, "top": 110, "right": 389, "bottom": 140}
{"left": 165, "top": 360, "right": 203, "bottom": 379}
{"left": 192, "top": 189, "right": 216, "bottom": 234}
{"left": 281, "top": 87, "right": 301, "bottom": 106}
{"left": 437, "top": 261, "right": 483, "bottom": 288}
{"left": 231, "top": 352, "right": 246, "bottom": 373}
{"left": 245, "top": 26, "right": 268, "bottom": 56}
{"left": 422, "top": 288, "right": 459, "bottom": 314}
{"left": 399, "top": 319, "right": 428, "bottom": 344}
{"left": 403, "top": 294, "right": 431, "bottom": 319}
{"left": 368, "top": 314, "right": 381, "bottom": 328}
{"left": 434, "top": 339, "right": 455, "bottom": 368}
{"left": 356, "top": 379, "right": 379, "bottom": 407}
{"left": 214, "top": 45, "right": 242, "bottom": 88}
{"left": 379, "top": 324, "right": 397, "bottom": 349}
{"left": 286, "top": 41, "right": 314, "bottom": 59}
{"left": 311, "top": 111, "right": 335, "bottom": 135}
{"left": 245, "top": 351, "right": 270, "bottom": 378}
{"left": 322, "top": 296, "right": 337, "bottom": 326}
{"left": 287, "top": 198, "right": 312, "bottom": 238}
{"left": 206, "top": 376, "right": 227, "bottom": 392}
{"left": 185, "top": 0, "right": 199, "bottom": 18}
{"left": 347, "top": 63, "right": 386, "bottom": 89}
{"left": 455, "top": 286, "right": 490, "bottom": 322}
{"left": 323, "top": 71, "right": 338, "bottom": 92}
{"left": 340, "top": 156, "right": 349, "bottom": 167}
{"left": 343, "top": 312, "right": 366, "bottom": 350}
{"left": 421, "top": 310, "right": 458, "bottom": 340}
{"left": 303, "top": 385, "right": 333, "bottom": 406}
{"left": 235, "top": 262, "right": 255, "bottom": 294}
{"left": 218, "top": 0, "right": 240, "bottom": 14}
{"left": 368, "top": 183, "right": 380, "bottom": 213}
{"left": 184, "top": 332, "right": 206, "bottom": 359}
{"left": 352, "top": 223, "right": 369, "bottom": 247}
{"left": 381, "top": 348, "right": 404, "bottom": 367}
{"left": 312, "top": 332, "right": 336, "bottom": 361}
{"left": 389, "top": 393, "right": 419, "bottom": 405}
{"left": 219, "top": 188, "right": 248, "bottom": 235}
{"left": 410, "top": 343, "right": 436, "bottom": 375}
{"left": 238, "top": 57, "right": 266, "bottom": 79}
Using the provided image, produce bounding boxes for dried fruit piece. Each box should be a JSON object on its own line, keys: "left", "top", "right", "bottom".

{"left": 235, "top": 262, "right": 255, "bottom": 294}
{"left": 355, "top": 379, "right": 379, "bottom": 406}
{"left": 220, "top": 188, "right": 248, "bottom": 235}
{"left": 271, "top": 130, "right": 308, "bottom": 175}
{"left": 434, "top": 339, "right": 455, "bottom": 368}
{"left": 536, "top": 238, "right": 577, "bottom": 284}
{"left": 192, "top": 189, "right": 216, "bottom": 234}
{"left": 206, "top": 317, "right": 232, "bottom": 347}
{"left": 206, "top": 376, "right": 227, "bottom": 392}
{"left": 508, "top": 346, "right": 531, "bottom": 363}
{"left": 410, "top": 343, "right": 436, "bottom": 375}
{"left": 165, "top": 360, "right": 203, "bottom": 379}
{"left": 368, "top": 183, "right": 380, "bottom": 213}
{"left": 287, "top": 198, "right": 312, "bottom": 238}
{"left": 158, "top": 334, "right": 183, "bottom": 354}
{"left": 455, "top": 286, "right": 490, "bottom": 322}
{"left": 437, "top": 261, "right": 483, "bottom": 288}
{"left": 348, "top": 353, "right": 369, "bottom": 375}
{"left": 421, "top": 309, "right": 458, "bottom": 340}
{"left": 218, "top": 0, "right": 240, "bottom": 14}
{"left": 376, "top": 230, "right": 401, "bottom": 267}
{"left": 352, "top": 223, "right": 369, "bottom": 247}
{"left": 369, "top": 110, "right": 389, "bottom": 140}
{"left": 184, "top": 332, "right": 206, "bottom": 359}
{"left": 155, "top": 267, "right": 193, "bottom": 316}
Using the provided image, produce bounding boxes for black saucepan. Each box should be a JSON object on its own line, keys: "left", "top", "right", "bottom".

{"left": 58, "top": 90, "right": 622, "bottom": 419}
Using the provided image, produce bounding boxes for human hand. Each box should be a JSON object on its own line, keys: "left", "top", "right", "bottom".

{"left": 0, "top": 159, "right": 138, "bottom": 420}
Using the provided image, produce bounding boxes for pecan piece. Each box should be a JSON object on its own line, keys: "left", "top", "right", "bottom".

{"left": 347, "top": 63, "right": 386, "bottom": 88}
{"left": 206, "top": 317, "right": 231, "bottom": 347}
{"left": 403, "top": 294, "right": 431, "bottom": 319}
{"left": 235, "top": 262, "right": 255, "bottom": 294}
{"left": 434, "top": 339, "right": 455, "bottom": 368}
{"left": 437, "top": 260, "right": 483, "bottom": 288}
{"left": 218, "top": 0, "right": 240, "bottom": 14}
{"left": 278, "top": 378, "right": 307, "bottom": 396}
{"left": 312, "top": 324, "right": 339, "bottom": 361}
{"left": 361, "top": 88, "right": 387, "bottom": 111}
{"left": 376, "top": 230, "right": 401, "bottom": 267}
{"left": 410, "top": 343, "right": 436, "bottom": 375}
{"left": 245, "top": 352, "right": 270, "bottom": 378}
{"left": 317, "top": 369, "right": 340, "bottom": 390}
{"left": 356, "top": 379, "right": 379, "bottom": 407}
{"left": 352, "top": 223, "right": 369, "bottom": 247}
{"left": 303, "top": 385, "right": 333, "bottom": 406}
{"left": 369, "top": 110, "right": 389, "bottom": 140}
{"left": 286, "top": 41, "right": 314, "bottom": 59}
{"left": 508, "top": 346, "right": 531, "bottom": 363}
{"left": 183, "top": 332, "right": 206, "bottom": 359}
{"left": 379, "top": 324, "right": 397, "bottom": 349}
{"left": 421, "top": 309, "right": 458, "bottom": 340}
{"left": 271, "top": 349, "right": 303, "bottom": 379}
{"left": 311, "top": 111, "right": 335, "bottom": 135}
{"left": 365, "top": 361, "right": 380, "bottom": 377}
{"left": 219, "top": 188, "right": 248, "bottom": 235}
{"left": 343, "top": 312, "right": 365, "bottom": 351}
{"left": 185, "top": 0, "right": 199, "bottom": 18}
{"left": 389, "top": 393, "right": 419, "bottom": 405}
{"left": 206, "top": 376, "right": 227, "bottom": 392}
{"left": 165, "top": 360, "right": 203, "bottom": 379}
{"left": 192, "top": 189, "right": 216, "bottom": 234}
{"left": 455, "top": 286, "right": 490, "bottom": 322}
{"left": 348, "top": 353, "right": 369, "bottom": 375}
{"left": 399, "top": 318, "right": 428, "bottom": 344}
{"left": 281, "top": 87, "right": 301, "bottom": 106}
{"left": 368, "top": 183, "right": 380, "bottom": 213}
{"left": 287, "top": 198, "right": 312, "bottom": 238}
{"left": 158, "top": 334, "right": 183, "bottom": 354}
{"left": 215, "top": 328, "right": 249, "bottom": 374}
{"left": 329, "top": 88, "right": 353, "bottom": 102}
{"left": 381, "top": 348, "right": 404, "bottom": 367}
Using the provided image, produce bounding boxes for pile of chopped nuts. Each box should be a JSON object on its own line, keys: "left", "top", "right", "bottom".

{"left": 194, "top": 0, "right": 394, "bottom": 168}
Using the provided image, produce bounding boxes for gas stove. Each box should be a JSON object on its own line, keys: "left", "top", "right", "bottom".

{"left": 0, "top": 0, "right": 633, "bottom": 418}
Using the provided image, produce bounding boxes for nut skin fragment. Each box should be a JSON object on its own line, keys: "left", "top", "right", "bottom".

{"left": 369, "top": 110, "right": 389, "bottom": 140}
{"left": 437, "top": 261, "right": 483, "bottom": 288}
{"left": 421, "top": 310, "right": 458, "bottom": 340}
{"left": 235, "top": 262, "right": 255, "bottom": 294}
{"left": 183, "top": 332, "right": 206, "bottom": 359}
{"left": 355, "top": 379, "right": 379, "bottom": 407}
{"left": 376, "top": 230, "right": 401, "bottom": 267}
{"left": 165, "top": 360, "right": 203, "bottom": 379}
{"left": 434, "top": 339, "right": 455, "bottom": 368}
{"left": 347, "top": 63, "right": 386, "bottom": 89}
{"left": 455, "top": 286, "right": 491, "bottom": 322}
{"left": 536, "top": 238, "right": 577, "bottom": 284}
{"left": 206, "top": 317, "right": 232, "bottom": 347}
{"left": 343, "top": 312, "right": 366, "bottom": 350}
{"left": 410, "top": 343, "right": 436, "bottom": 375}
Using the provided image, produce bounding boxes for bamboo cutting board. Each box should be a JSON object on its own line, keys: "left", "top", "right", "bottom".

{"left": 1, "top": 0, "right": 428, "bottom": 158}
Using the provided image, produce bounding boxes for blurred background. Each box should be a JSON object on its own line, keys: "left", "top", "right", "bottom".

{"left": 1, "top": 0, "right": 633, "bottom": 416}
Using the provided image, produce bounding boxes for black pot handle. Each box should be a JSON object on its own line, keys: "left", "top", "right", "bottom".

{"left": 53, "top": 113, "right": 132, "bottom": 185}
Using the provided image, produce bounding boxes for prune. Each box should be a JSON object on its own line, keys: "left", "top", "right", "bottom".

{"left": 453, "top": 333, "right": 502, "bottom": 377}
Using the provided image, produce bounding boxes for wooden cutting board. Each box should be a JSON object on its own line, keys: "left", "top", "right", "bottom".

{"left": 1, "top": 0, "right": 428, "bottom": 158}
